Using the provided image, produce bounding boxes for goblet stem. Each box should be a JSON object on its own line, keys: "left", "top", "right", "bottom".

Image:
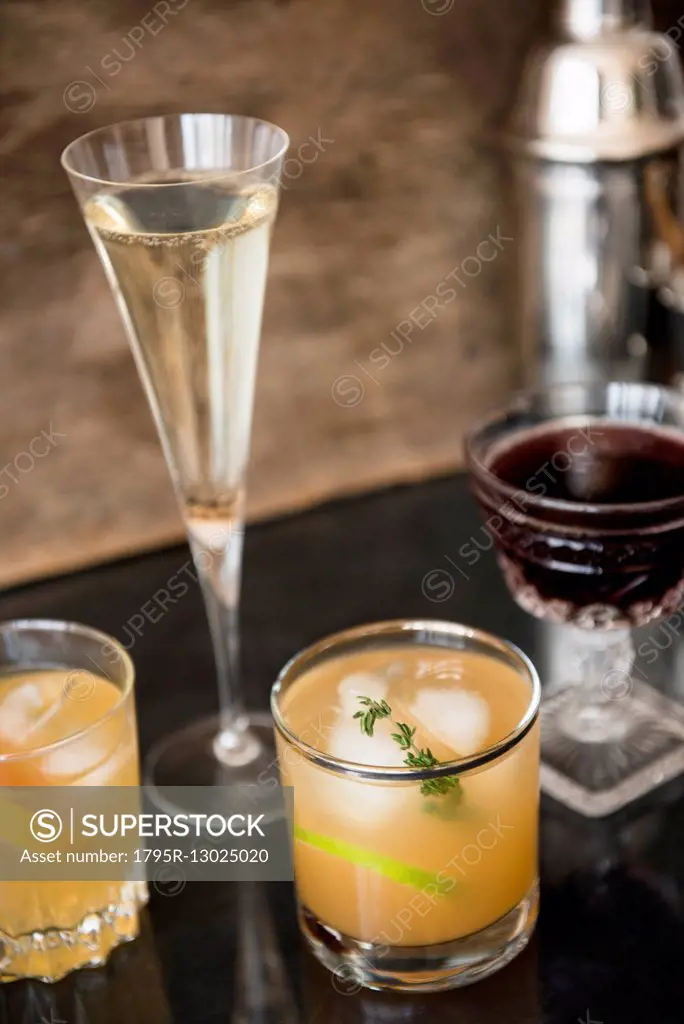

{"left": 560, "top": 627, "right": 634, "bottom": 743}
{"left": 186, "top": 505, "right": 260, "bottom": 768}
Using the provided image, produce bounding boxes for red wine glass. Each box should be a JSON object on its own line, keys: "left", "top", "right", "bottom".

{"left": 466, "top": 381, "right": 684, "bottom": 815}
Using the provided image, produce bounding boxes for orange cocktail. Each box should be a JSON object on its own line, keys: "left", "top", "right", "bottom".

{"left": 272, "top": 620, "right": 540, "bottom": 992}
{"left": 0, "top": 620, "right": 146, "bottom": 982}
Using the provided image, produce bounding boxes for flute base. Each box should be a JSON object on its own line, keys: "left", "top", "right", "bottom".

{"left": 143, "top": 711, "right": 283, "bottom": 819}
{"left": 540, "top": 681, "right": 684, "bottom": 817}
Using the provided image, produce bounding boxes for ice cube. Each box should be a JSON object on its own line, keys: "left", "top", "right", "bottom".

{"left": 0, "top": 683, "right": 47, "bottom": 743}
{"left": 77, "top": 743, "right": 134, "bottom": 786}
{"left": 337, "top": 672, "right": 388, "bottom": 714}
{"left": 321, "top": 771, "right": 407, "bottom": 824}
{"left": 410, "top": 687, "right": 491, "bottom": 757}
{"left": 322, "top": 678, "right": 414, "bottom": 823}
{"left": 322, "top": 721, "right": 409, "bottom": 823}
{"left": 41, "top": 737, "right": 108, "bottom": 780}
{"left": 326, "top": 720, "right": 406, "bottom": 768}
{"left": 416, "top": 658, "right": 464, "bottom": 683}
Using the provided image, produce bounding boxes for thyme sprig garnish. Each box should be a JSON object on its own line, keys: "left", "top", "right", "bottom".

{"left": 354, "top": 696, "right": 461, "bottom": 799}
{"left": 353, "top": 697, "right": 391, "bottom": 737}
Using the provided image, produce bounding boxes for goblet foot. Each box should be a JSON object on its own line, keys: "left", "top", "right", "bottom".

{"left": 143, "top": 711, "right": 284, "bottom": 819}
{"left": 540, "top": 682, "right": 684, "bottom": 816}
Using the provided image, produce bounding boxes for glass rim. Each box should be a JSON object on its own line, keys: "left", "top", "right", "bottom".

{"left": 60, "top": 112, "right": 290, "bottom": 189}
{"left": 270, "top": 619, "right": 541, "bottom": 781}
{"left": 465, "top": 379, "right": 684, "bottom": 518}
{"left": 0, "top": 619, "right": 134, "bottom": 763}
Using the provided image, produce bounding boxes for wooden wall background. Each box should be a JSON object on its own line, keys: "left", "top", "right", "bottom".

{"left": 0, "top": 0, "right": 679, "bottom": 586}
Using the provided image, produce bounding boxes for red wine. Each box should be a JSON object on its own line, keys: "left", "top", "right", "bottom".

{"left": 471, "top": 419, "right": 684, "bottom": 627}
{"left": 488, "top": 422, "right": 684, "bottom": 506}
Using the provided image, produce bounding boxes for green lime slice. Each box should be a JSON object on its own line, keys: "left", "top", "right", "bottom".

{"left": 294, "top": 825, "right": 456, "bottom": 895}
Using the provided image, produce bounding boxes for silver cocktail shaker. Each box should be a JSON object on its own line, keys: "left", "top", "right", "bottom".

{"left": 511, "top": 0, "right": 684, "bottom": 387}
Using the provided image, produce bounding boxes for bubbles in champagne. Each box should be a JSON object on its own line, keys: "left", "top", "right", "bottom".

{"left": 83, "top": 175, "right": 279, "bottom": 509}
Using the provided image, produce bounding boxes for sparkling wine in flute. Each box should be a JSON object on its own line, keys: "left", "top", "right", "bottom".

{"left": 63, "top": 115, "right": 288, "bottom": 794}
{"left": 84, "top": 178, "right": 279, "bottom": 530}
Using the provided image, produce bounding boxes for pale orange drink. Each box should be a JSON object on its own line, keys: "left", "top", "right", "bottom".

{"left": 272, "top": 620, "right": 540, "bottom": 992}
{"left": 0, "top": 620, "right": 146, "bottom": 982}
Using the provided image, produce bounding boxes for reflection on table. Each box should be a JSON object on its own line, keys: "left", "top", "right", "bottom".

{"left": 0, "top": 911, "right": 172, "bottom": 1024}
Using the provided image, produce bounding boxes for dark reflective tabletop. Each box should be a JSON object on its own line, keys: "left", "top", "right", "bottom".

{"left": 1, "top": 474, "right": 683, "bottom": 1023}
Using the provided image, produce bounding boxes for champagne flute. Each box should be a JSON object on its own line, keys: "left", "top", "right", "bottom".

{"left": 62, "top": 114, "right": 288, "bottom": 795}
